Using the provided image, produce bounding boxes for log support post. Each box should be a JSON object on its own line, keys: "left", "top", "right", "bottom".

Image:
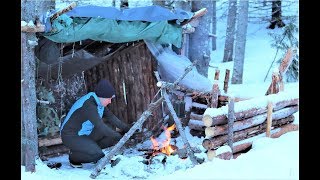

{"left": 227, "top": 97, "right": 235, "bottom": 153}
{"left": 224, "top": 69, "right": 230, "bottom": 94}
{"left": 266, "top": 102, "right": 273, "bottom": 137}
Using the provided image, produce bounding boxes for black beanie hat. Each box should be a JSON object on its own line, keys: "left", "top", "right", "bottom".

{"left": 95, "top": 79, "right": 116, "bottom": 98}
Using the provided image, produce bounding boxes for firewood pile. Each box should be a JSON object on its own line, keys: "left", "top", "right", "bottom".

{"left": 200, "top": 91, "right": 299, "bottom": 160}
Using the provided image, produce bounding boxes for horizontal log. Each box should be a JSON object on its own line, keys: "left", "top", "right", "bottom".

{"left": 218, "top": 96, "right": 251, "bottom": 102}
{"left": 188, "top": 119, "right": 205, "bottom": 131}
{"left": 271, "top": 123, "right": 299, "bottom": 138}
{"left": 208, "top": 141, "right": 253, "bottom": 161}
{"left": 39, "top": 144, "right": 69, "bottom": 158}
{"left": 192, "top": 102, "right": 208, "bottom": 109}
{"left": 205, "top": 105, "right": 298, "bottom": 138}
{"left": 202, "top": 115, "right": 295, "bottom": 150}
{"left": 21, "top": 24, "right": 45, "bottom": 32}
{"left": 190, "top": 112, "right": 203, "bottom": 120}
{"left": 203, "top": 93, "right": 298, "bottom": 126}
{"left": 38, "top": 136, "right": 62, "bottom": 147}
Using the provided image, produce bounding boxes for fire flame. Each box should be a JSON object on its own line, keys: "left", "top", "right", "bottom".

{"left": 150, "top": 124, "right": 177, "bottom": 156}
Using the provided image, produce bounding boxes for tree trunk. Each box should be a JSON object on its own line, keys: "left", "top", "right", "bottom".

{"left": 175, "top": 0, "right": 192, "bottom": 58}
{"left": 231, "top": 0, "right": 248, "bottom": 84}
{"left": 212, "top": 0, "right": 217, "bottom": 51}
{"left": 223, "top": 0, "right": 237, "bottom": 62}
{"left": 268, "top": 0, "right": 286, "bottom": 29}
{"left": 190, "top": 0, "right": 214, "bottom": 77}
{"left": 21, "top": 0, "right": 55, "bottom": 172}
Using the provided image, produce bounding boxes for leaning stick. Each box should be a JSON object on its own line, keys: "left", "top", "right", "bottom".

{"left": 90, "top": 60, "right": 197, "bottom": 179}
{"left": 50, "top": 2, "right": 77, "bottom": 22}
{"left": 163, "top": 90, "right": 199, "bottom": 166}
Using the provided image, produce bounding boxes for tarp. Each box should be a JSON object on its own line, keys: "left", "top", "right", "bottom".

{"left": 42, "top": 5, "right": 193, "bottom": 48}
{"left": 65, "top": 5, "right": 193, "bottom": 22}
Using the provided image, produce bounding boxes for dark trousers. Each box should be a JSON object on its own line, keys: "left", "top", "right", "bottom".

{"left": 61, "top": 124, "right": 122, "bottom": 164}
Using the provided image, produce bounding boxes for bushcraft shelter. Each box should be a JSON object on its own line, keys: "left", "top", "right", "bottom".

{"left": 35, "top": 4, "right": 195, "bottom": 157}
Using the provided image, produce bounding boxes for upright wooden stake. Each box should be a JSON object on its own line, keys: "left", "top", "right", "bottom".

{"left": 266, "top": 101, "right": 273, "bottom": 137}
{"left": 211, "top": 80, "right": 220, "bottom": 108}
{"left": 227, "top": 97, "right": 235, "bottom": 153}
{"left": 214, "top": 68, "right": 220, "bottom": 80}
{"left": 224, "top": 69, "right": 230, "bottom": 93}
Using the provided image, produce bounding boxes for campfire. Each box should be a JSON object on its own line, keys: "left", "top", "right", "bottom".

{"left": 141, "top": 124, "right": 181, "bottom": 165}
{"left": 150, "top": 124, "right": 177, "bottom": 156}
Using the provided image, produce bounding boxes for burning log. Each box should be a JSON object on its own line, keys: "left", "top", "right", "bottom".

{"left": 202, "top": 93, "right": 299, "bottom": 127}
{"left": 204, "top": 105, "right": 298, "bottom": 138}
{"left": 202, "top": 115, "right": 295, "bottom": 150}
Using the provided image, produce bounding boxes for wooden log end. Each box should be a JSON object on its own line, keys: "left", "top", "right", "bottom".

{"left": 202, "top": 139, "right": 213, "bottom": 150}
{"left": 205, "top": 127, "right": 215, "bottom": 138}
{"left": 207, "top": 149, "right": 216, "bottom": 161}
{"left": 202, "top": 114, "right": 213, "bottom": 127}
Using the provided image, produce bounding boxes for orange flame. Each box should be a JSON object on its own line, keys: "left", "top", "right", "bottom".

{"left": 150, "top": 124, "right": 177, "bottom": 156}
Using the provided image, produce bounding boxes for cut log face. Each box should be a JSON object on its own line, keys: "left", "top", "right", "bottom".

{"left": 203, "top": 114, "right": 213, "bottom": 127}
{"left": 207, "top": 150, "right": 216, "bottom": 161}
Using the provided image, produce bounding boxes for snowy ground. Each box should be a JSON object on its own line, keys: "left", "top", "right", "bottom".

{"left": 22, "top": 1, "right": 299, "bottom": 180}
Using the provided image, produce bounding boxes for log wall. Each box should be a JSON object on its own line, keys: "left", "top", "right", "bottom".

{"left": 84, "top": 42, "right": 163, "bottom": 136}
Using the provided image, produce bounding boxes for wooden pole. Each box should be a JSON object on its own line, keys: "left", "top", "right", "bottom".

{"left": 266, "top": 102, "right": 273, "bottom": 137}
{"left": 163, "top": 90, "right": 199, "bottom": 166}
{"left": 227, "top": 97, "right": 235, "bottom": 153}
{"left": 214, "top": 68, "right": 220, "bottom": 80}
{"left": 211, "top": 80, "right": 220, "bottom": 108}
{"left": 50, "top": 2, "right": 77, "bottom": 22}
{"left": 224, "top": 69, "right": 230, "bottom": 93}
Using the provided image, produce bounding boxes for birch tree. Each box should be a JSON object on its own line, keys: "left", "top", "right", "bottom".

{"left": 223, "top": 0, "right": 237, "bottom": 62}
{"left": 231, "top": 0, "right": 248, "bottom": 84}
{"left": 21, "top": 0, "right": 54, "bottom": 172}
{"left": 189, "top": 0, "right": 214, "bottom": 77}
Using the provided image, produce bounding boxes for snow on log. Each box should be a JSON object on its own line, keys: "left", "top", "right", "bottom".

{"left": 204, "top": 105, "right": 298, "bottom": 138}
{"left": 202, "top": 115, "right": 295, "bottom": 150}
{"left": 188, "top": 119, "right": 205, "bottom": 131}
{"left": 202, "top": 91, "right": 298, "bottom": 126}
{"left": 190, "top": 112, "right": 203, "bottom": 120}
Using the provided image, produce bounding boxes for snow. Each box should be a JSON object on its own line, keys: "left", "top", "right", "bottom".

{"left": 22, "top": 1, "right": 299, "bottom": 180}
{"left": 203, "top": 90, "right": 298, "bottom": 118}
